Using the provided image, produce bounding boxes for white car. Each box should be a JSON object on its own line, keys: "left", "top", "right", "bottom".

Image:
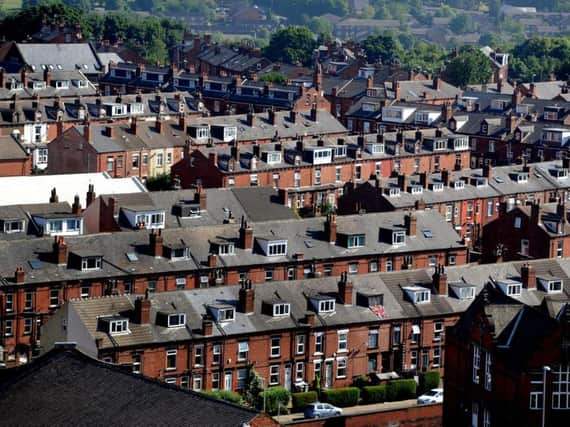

{"left": 417, "top": 388, "right": 444, "bottom": 405}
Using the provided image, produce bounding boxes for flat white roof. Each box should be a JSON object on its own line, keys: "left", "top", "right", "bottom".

{"left": 0, "top": 173, "right": 147, "bottom": 207}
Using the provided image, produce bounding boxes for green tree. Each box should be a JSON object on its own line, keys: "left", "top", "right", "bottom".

{"left": 264, "top": 26, "right": 316, "bottom": 66}
{"left": 361, "top": 33, "right": 403, "bottom": 64}
{"left": 305, "top": 16, "right": 333, "bottom": 40}
{"left": 449, "top": 14, "right": 478, "bottom": 34}
{"left": 243, "top": 364, "right": 264, "bottom": 408}
{"left": 443, "top": 49, "right": 493, "bottom": 87}
{"left": 259, "top": 72, "right": 287, "bottom": 84}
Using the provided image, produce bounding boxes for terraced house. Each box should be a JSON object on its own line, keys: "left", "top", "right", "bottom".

{"left": 0, "top": 208, "right": 466, "bottom": 366}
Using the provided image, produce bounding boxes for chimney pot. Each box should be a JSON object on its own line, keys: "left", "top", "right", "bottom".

{"left": 134, "top": 297, "right": 151, "bottom": 323}
{"left": 432, "top": 264, "right": 448, "bottom": 295}
{"left": 86, "top": 184, "right": 96, "bottom": 207}
{"left": 72, "top": 195, "right": 82, "bottom": 215}
{"left": 149, "top": 230, "right": 163, "bottom": 258}
{"left": 238, "top": 280, "right": 255, "bottom": 314}
{"left": 15, "top": 266, "right": 25, "bottom": 284}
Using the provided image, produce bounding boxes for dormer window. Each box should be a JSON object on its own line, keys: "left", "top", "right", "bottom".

{"left": 491, "top": 99, "right": 506, "bottom": 111}
{"left": 257, "top": 238, "right": 288, "bottom": 257}
{"left": 450, "top": 136, "right": 469, "bottom": 151}
{"left": 410, "top": 185, "right": 423, "bottom": 194}
{"left": 431, "top": 183, "right": 444, "bottom": 192}
{"left": 366, "top": 143, "right": 384, "bottom": 154}
{"left": 392, "top": 230, "right": 406, "bottom": 245}
{"left": 334, "top": 145, "right": 347, "bottom": 158}
{"left": 388, "top": 187, "right": 401, "bottom": 197}
{"left": 480, "top": 123, "right": 488, "bottom": 135}
{"left": 450, "top": 284, "right": 476, "bottom": 300}
{"left": 550, "top": 168, "right": 568, "bottom": 180}
{"left": 403, "top": 286, "right": 431, "bottom": 304}
{"left": 1, "top": 219, "right": 24, "bottom": 233}
{"left": 432, "top": 139, "right": 447, "bottom": 151}
{"left": 512, "top": 172, "right": 528, "bottom": 183}
{"left": 453, "top": 180, "right": 465, "bottom": 190}
{"left": 264, "top": 151, "right": 282, "bottom": 164}
{"left": 273, "top": 303, "right": 291, "bottom": 317}
{"left": 319, "top": 299, "right": 335, "bottom": 313}
{"left": 538, "top": 278, "right": 563, "bottom": 293}
{"left": 341, "top": 233, "right": 365, "bottom": 249}
{"left": 497, "top": 279, "right": 522, "bottom": 297}
{"left": 168, "top": 313, "right": 186, "bottom": 327}
{"left": 516, "top": 104, "right": 529, "bottom": 115}
{"left": 210, "top": 305, "right": 235, "bottom": 323}
{"left": 218, "top": 243, "right": 235, "bottom": 255}
{"left": 31, "top": 81, "right": 46, "bottom": 90}
{"left": 81, "top": 256, "right": 102, "bottom": 271}
{"left": 55, "top": 80, "right": 69, "bottom": 89}
{"left": 415, "top": 111, "right": 430, "bottom": 124}
{"left": 110, "top": 318, "right": 129, "bottom": 335}
{"left": 310, "top": 148, "right": 333, "bottom": 165}
{"left": 169, "top": 246, "right": 189, "bottom": 260}
{"left": 472, "top": 177, "right": 488, "bottom": 187}
{"left": 133, "top": 211, "right": 165, "bottom": 229}
{"left": 129, "top": 103, "right": 144, "bottom": 114}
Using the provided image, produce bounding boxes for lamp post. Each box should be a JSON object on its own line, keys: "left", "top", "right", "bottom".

{"left": 542, "top": 366, "right": 551, "bottom": 427}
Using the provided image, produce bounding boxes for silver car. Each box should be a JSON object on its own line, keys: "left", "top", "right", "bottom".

{"left": 303, "top": 402, "right": 343, "bottom": 418}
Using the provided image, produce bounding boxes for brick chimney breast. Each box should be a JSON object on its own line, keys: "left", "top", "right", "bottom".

{"left": 239, "top": 216, "right": 253, "bottom": 250}
{"left": 134, "top": 296, "right": 151, "bottom": 323}
{"left": 202, "top": 318, "right": 213, "bottom": 336}
{"left": 149, "top": 230, "right": 163, "bottom": 258}
{"left": 338, "top": 271, "right": 353, "bottom": 305}
{"left": 53, "top": 236, "right": 67, "bottom": 265}
{"left": 521, "top": 263, "right": 536, "bottom": 290}
{"left": 324, "top": 212, "right": 337, "bottom": 243}
{"left": 432, "top": 264, "right": 448, "bottom": 295}
{"left": 15, "top": 266, "right": 25, "bottom": 284}
{"left": 72, "top": 195, "right": 82, "bottom": 215}
{"left": 405, "top": 211, "right": 417, "bottom": 236}
{"left": 86, "top": 184, "right": 96, "bottom": 207}
{"left": 238, "top": 279, "right": 255, "bottom": 314}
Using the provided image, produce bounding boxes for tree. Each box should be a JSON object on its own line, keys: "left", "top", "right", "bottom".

{"left": 242, "top": 365, "right": 264, "bottom": 408}
{"left": 449, "top": 14, "right": 477, "bottom": 34}
{"left": 443, "top": 49, "right": 493, "bottom": 87}
{"left": 305, "top": 16, "right": 333, "bottom": 40}
{"left": 361, "top": 34, "right": 403, "bottom": 64}
{"left": 259, "top": 72, "right": 287, "bottom": 84}
{"left": 264, "top": 26, "right": 316, "bottom": 66}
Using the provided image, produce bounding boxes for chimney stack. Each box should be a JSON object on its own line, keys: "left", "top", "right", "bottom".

{"left": 338, "top": 272, "right": 353, "bottom": 305}
{"left": 149, "top": 230, "right": 163, "bottom": 258}
{"left": 105, "top": 126, "right": 115, "bottom": 138}
{"left": 208, "top": 253, "right": 217, "bottom": 268}
{"left": 305, "top": 312, "right": 315, "bottom": 326}
{"left": 156, "top": 119, "right": 164, "bottom": 134}
{"left": 134, "top": 296, "right": 151, "bottom": 323}
{"left": 131, "top": 118, "right": 139, "bottom": 135}
{"left": 531, "top": 201, "right": 540, "bottom": 225}
{"left": 21, "top": 68, "right": 29, "bottom": 88}
{"left": 521, "top": 263, "right": 536, "bottom": 290}
{"left": 405, "top": 211, "right": 417, "bottom": 236}
{"left": 557, "top": 197, "right": 567, "bottom": 223}
{"left": 310, "top": 103, "right": 318, "bottom": 122}
{"left": 195, "top": 185, "right": 207, "bottom": 209}
{"left": 49, "top": 187, "right": 59, "bottom": 203}
{"left": 441, "top": 169, "right": 450, "bottom": 187}
{"left": 268, "top": 108, "right": 276, "bottom": 126}
{"left": 230, "top": 144, "right": 240, "bottom": 162}
{"left": 246, "top": 105, "right": 255, "bottom": 127}
{"left": 179, "top": 114, "right": 187, "bottom": 132}
{"left": 53, "top": 236, "right": 67, "bottom": 265}
{"left": 289, "top": 110, "right": 297, "bottom": 123}
{"left": 432, "top": 264, "right": 448, "bottom": 295}
{"left": 324, "top": 212, "right": 337, "bottom": 243}
{"left": 506, "top": 113, "right": 518, "bottom": 133}
{"left": 239, "top": 216, "right": 253, "bottom": 250}
{"left": 72, "top": 195, "right": 82, "bottom": 215}
{"left": 83, "top": 122, "right": 91, "bottom": 142}
{"left": 513, "top": 86, "right": 523, "bottom": 105}
{"left": 397, "top": 174, "right": 408, "bottom": 191}
{"left": 434, "top": 77, "right": 442, "bottom": 91}
{"left": 86, "top": 184, "right": 95, "bottom": 207}
{"left": 238, "top": 280, "right": 255, "bottom": 314}
{"left": 202, "top": 318, "right": 213, "bottom": 336}
{"left": 0, "top": 67, "right": 5, "bottom": 88}
{"left": 393, "top": 80, "right": 401, "bottom": 99}
{"left": 482, "top": 164, "right": 492, "bottom": 179}
{"left": 15, "top": 266, "right": 25, "bottom": 284}
{"left": 419, "top": 172, "right": 428, "bottom": 189}
{"left": 44, "top": 68, "right": 51, "bottom": 86}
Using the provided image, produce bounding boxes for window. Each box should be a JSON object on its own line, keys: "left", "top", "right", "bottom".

{"left": 131, "top": 154, "right": 139, "bottom": 169}
{"left": 270, "top": 336, "right": 281, "bottom": 358}
{"left": 167, "top": 153, "right": 172, "bottom": 165}
{"left": 106, "top": 156, "right": 114, "bottom": 172}
{"left": 347, "top": 234, "right": 365, "bottom": 248}
{"left": 5, "top": 293, "right": 13, "bottom": 312}
{"left": 487, "top": 201, "right": 494, "bottom": 217}
{"left": 483, "top": 408, "right": 490, "bottom": 427}
{"left": 337, "top": 330, "right": 348, "bottom": 352}
{"left": 24, "top": 318, "right": 32, "bottom": 335}
{"left": 296, "top": 362, "right": 304, "bottom": 382}
{"left": 193, "top": 374, "right": 203, "bottom": 391}
{"left": 392, "top": 324, "right": 401, "bottom": 345}
{"left": 368, "top": 329, "right": 379, "bottom": 348}
{"left": 410, "top": 350, "right": 418, "bottom": 369}
{"left": 294, "top": 171, "right": 301, "bottom": 188}
{"left": 434, "top": 321, "right": 444, "bottom": 341}
{"left": 553, "top": 365, "right": 570, "bottom": 409}
{"left": 314, "top": 169, "right": 321, "bottom": 185}
{"left": 24, "top": 292, "right": 33, "bottom": 310}
{"left": 156, "top": 153, "right": 163, "bottom": 168}
{"left": 49, "top": 289, "right": 60, "bottom": 307}
{"left": 521, "top": 239, "right": 529, "bottom": 256}
{"left": 411, "top": 322, "right": 421, "bottom": 344}
{"left": 148, "top": 280, "right": 156, "bottom": 293}
{"left": 386, "top": 258, "right": 393, "bottom": 272}
{"left": 212, "top": 372, "right": 220, "bottom": 391}
{"left": 4, "top": 319, "right": 13, "bottom": 336}
{"left": 176, "top": 277, "right": 186, "bottom": 290}
{"left": 267, "top": 242, "right": 287, "bottom": 256}
{"left": 558, "top": 240, "right": 564, "bottom": 258}
{"left": 3, "top": 219, "right": 24, "bottom": 233}
{"left": 166, "top": 349, "right": 177, "bottom": 370}
{"left": 110, "top": 319, "right": 129, "bottom": 335}
{"left": 337, "top": 358, "right": 347, "bottom": 378}
{"left": 429, "top": 256, "right": 437, "bottom": 267}
{"left": 355, "top": 165, "right": 362, "bottom": 180}
{"left": 392, "top": 231, "right": 406, "bottom": 245}
{"left": 296, "top": 335, "right": 306, "bottom": 355}
{"left": 81, "top": 256, "right": 102, "bottom": 271}
{"left": 336, "top": 167, "right": 342, "bottom": 182}
{"left": 433, "top": 347, "right": 441, "bottom": 367}
{"left": 484, "top": 352, "right": 492, "bottom": 391}
{"left": 472, "top": 402, "right": 479, "bottom": 427}
{"left": 270, "top": 365, "right": 280, "bottom": 385}
{"left": 132, "top": 354, "right": 142, "bottom": 374}
{"left": 319, "top": 299, "right": 335, "bottom": 313}
{"left": 273, "top": 303, "right": 290, "bottom": 317}
{"left": 238, "top": 342, "right": 249, "bottom": 361}
{"left": 473, "top": 345, "right": 481, "bottom": 384}
{"left": 265, "top": 269, "right": 274, "bottom": 282}
{"left": 167, "top": 313, "right": 185, "bottom": 328}
{"left": 445, "top": 205, "right": 453, "bottom": 222}
{"left": 217, "top": 307, "right": 235, "bottom": 322}
{"left": 348, "top": 263, "right": 358, "bottom": 274}
{"left": 369, "top": 260, "right": 378, "bottom": 272}
{"left": 422, "top": 349, "right": 429, "bottom": 371}
{"left": 142, "top": 154, "right": 148, "bottom": 165}
{"left": 315, "top": 332, "right": 324, "bottom": 354}
{"left": 250, "top": 174, "right": 258, "bottom": 186}
{"left": 213, "top": 343, "right": 221, "bottom": 364}
{"left": 448, "top": 254, "right": 457, "bottom": 266}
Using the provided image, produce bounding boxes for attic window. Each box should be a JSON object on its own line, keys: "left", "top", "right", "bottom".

{"left": 472, "top": 177, "right": 488, "bottom": 187}
{"left": 168, "top": 313, "right": 186, "bottom": 327}
{"left": 453, "top": 180, "right": 465, "bottom": 190}
{"left": 538, "top": 278, "right": 563, "bottom": 293}
{"left": 403, "top": 286, "right": 431, "bottom": 304}
{"left": 514, "top": 172, "right": 528, "bottom": 183}
{"left": 55, "top": 80, "right": 69, "bottom": 89}
{"left": 273, "top": 303, "right": 290, "bottom": 317}
{"left": 214, "top": 306, "right": 235, "bottom": 322}
{"left": 422, "top": 230, "right": 433, "bottom": 238}
{"left": 431, "top": 183, "right": 444, "bottom": 192}
{"left": 497, "top": 279, "right": 522, "bottom": 297}
{"left": 392, "top": 230, "right": 406, "bottom": 245}
{"left": 109, "top": 318, "right": 129, "bottom": 335}
{"left": 410, "top": 185, "right": 423, "bottom": 194}
{"left": 81, "top": 256, "right": 102, "bottom": 271}
{"left": 319, "top": 299, "right": 335, "bottom": 313}
{"left": 458, "top": 286, "right": 475, "bottom": 299}
{"left": 2, "top": 220, "right": 24, "bottom": 233}
{"left": 334, "top": 145, "right": 347, "bottom": 158}
{"left": 550, "top": 168, "right": 568, "bottom": 179}
{"left": 170, "top": 247, "right": 189, "bottom": 260}
{"left": 388, "top": 187, "right": 401, "bottom": 197}
{"left": 264, "top": 151, "right": 282, "bottom": 164}
{"left": 347, "top": 234, "right": 365, "bottom": 248}
{"left": 218, "top": 243, "right": 235, "bottom": 255}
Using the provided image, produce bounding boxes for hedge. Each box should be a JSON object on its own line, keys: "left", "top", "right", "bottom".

{"left": 385, "top": 379, "right": 417, "bottom": 402}
{"left": 292, "top": 391, "right": 319, "bottom": 412}
{"left": 321, "top": 387, "right": 360, "bottom": 407}
{"left": 419, "top": 371, "right": 440, "bottom": 396}
{"left": 203, "top": 390, "right": 242, "bottom": 404}
{"left": 258, "top": 386, "right": 291, "bottom": 415}
{"left": 361, "top": 385, "right": 386, "bottom": 404}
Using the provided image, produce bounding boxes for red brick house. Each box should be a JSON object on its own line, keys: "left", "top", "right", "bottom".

{"left": 0, "top": 134, "right": 32, "bottom": 176}
{"left": 443, "top": 262, "right": 570, "bottom": 427}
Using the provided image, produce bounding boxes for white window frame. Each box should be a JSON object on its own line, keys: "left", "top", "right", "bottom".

{"left": 337, "top": 330, "right": 348, "bottom": 352}
{"left": 273, "top": 303, "right": 290, "bottom": 317}
{"left": 269, "top": 365, "right": 280, "bottom": 385}
{"left": 473, "top": 345, "right": 481, "bottom": 384}
{"left": 166, "top": 349, "right": 177, "bottom": 370}
{"left": 314, "top": 332, "right": 324, "bottom": 354}
{"left": 168, "top": 313, "right": 186, "bottom": 328}
{"left": 336, "top": 357, "right": 347, "bottom": 378}
{"left": 319, "top": 299, "right": 335, "bottom": 313}
{"left": 270, "top": 336, "right": 281, "bottom": 358}
{"left": 238, "top": 341, "right": 249, "bottom": 361}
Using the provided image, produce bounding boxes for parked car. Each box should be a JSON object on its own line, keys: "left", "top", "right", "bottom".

{"left": 417, "top": 388, "right": 444, "bottom": 405}
{"left": 303, "top": 402, "right": 343, "bottom": 418}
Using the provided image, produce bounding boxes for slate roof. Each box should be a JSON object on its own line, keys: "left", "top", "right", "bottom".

{"left": 0, "top": 347, "right": 259, "bottom": 426}
{"left": 0, "top": 134, "right": 28, "bottom": 161}
{"left": 13, "top": 43, "right": 103, "bottom": 75}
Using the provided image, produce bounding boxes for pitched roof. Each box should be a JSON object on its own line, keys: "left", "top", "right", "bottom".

{"left": 0, "top": 346, "right": 259, "bottom": 426}
{"left": 14, "top": 43, "right": 103, "bottom": 75}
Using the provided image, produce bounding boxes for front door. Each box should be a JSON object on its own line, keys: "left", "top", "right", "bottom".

{"left": 325, "top": 361, "right": 333, "bottom": 388}
{"left": 284, "top": 364, "right": 292, "bottom": 390}
{"left": 224, "top": 372, "right": 233, "bottom": 391}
